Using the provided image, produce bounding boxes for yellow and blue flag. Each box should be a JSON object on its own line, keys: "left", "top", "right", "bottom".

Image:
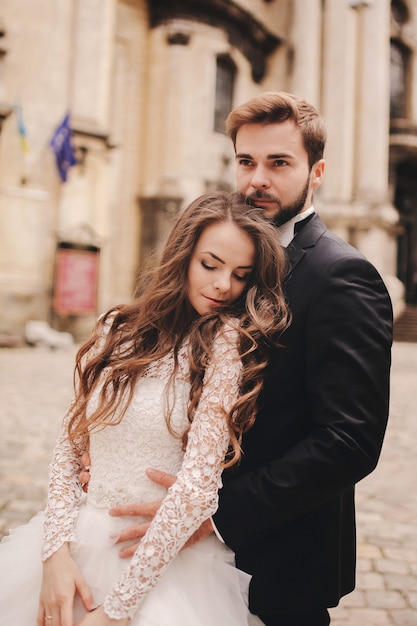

{"left": 15, "top": 104, "right": 29, "bottom": 153}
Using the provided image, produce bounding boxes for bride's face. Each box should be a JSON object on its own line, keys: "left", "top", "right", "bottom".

{"left": 186, "top": 221, "right": 255, "bottom": 316}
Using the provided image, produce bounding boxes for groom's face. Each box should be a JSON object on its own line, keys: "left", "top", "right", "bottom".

{"left": 234, "top": 120, "right": 325, "bottom": 225}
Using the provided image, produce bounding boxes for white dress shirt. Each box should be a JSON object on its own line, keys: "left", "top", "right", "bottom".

{"left": 276, "top": 206, "right": 316, "bottom": 247}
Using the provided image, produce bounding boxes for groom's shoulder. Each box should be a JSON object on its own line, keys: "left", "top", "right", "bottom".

{"left": 310, "top": 216, "right": 367, "bottom": 265}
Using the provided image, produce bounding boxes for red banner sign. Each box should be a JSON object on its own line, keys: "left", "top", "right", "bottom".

{"left": 53, "top": 245, "right": 99, "bottom": 316}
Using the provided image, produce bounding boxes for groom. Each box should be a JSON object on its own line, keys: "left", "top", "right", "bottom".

{"left": 81, "top": 92, "right": 393, "bottom": 625}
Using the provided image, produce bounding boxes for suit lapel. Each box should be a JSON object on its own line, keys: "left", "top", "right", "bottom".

{"left": 286, "top": 240, "right": 306, "bottom": 276}
{"left": 284, "top": 213, "right": 327, "bottom": 280}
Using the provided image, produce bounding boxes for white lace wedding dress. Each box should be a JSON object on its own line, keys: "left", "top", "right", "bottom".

{"left": 0, "top": 325, "right": 262, "bottom": 625}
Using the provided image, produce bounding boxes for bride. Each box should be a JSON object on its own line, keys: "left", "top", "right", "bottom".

{"left": 0, "top": 191, "right": 289, "bottom": 626}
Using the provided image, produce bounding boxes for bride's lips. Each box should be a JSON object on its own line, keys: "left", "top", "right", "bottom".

{"left": 204, "top": 296, "right": 225, "bottom": 306}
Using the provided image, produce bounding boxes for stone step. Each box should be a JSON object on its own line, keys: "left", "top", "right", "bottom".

{"left": 393, "top": 305, "right": 417, "bottom": 342}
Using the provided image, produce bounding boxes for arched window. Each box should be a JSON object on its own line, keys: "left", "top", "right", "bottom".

{"left": 390, "top": 40, "right": 408, "bottom": 119}
{"left": 213, "top": 54, "right": 236, "bottom": 134}
{"left": 391, "top": 0, "right": 409, "bottom": 27}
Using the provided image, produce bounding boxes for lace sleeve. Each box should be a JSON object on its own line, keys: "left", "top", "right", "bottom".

{"left": 41, "top": 316, "right": 113, "bottom": 560}
{"left": 103, "top": 324, "right": 242, "bottom": 620}
{"left": 41, "top": 402, "right": 85, "bottom": 560}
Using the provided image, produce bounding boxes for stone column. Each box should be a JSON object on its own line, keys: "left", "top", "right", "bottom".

{"left": 354, "top": 0, "right": 391, "bottom": 204}
{"left": 143, "top": 22, "right": 193, "bottom": 200}
{"left": 352, "top": 0, "right": 399, "bottom": 284}
{"left": 321, "top": 0, "right": 358, "bottom": 206}
{"left": 320, "top": 0, "right": 400, "bottom": 309}
{"left": 290, "top": 0, "right": 322, "bottom": 106}
{"left": 70, "top": 0, "right": 116, "bottom": 128}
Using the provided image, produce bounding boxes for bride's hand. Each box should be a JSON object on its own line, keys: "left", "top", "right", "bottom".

{"left": 76, "top": 605, "right": 130, "bottom": 626}
{"left": 37, "top": 544, "right": 94, "bottom": 626}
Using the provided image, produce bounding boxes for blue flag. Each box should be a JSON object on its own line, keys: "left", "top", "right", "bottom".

{"left": 50, "top": 113, "right": 76, "bottom": 182}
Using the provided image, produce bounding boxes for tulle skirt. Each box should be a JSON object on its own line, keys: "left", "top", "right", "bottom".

{"left": 0, "top": 502, "right": 263, "bottom": 625}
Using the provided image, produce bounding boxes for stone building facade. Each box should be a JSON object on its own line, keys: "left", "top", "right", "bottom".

{"left": 0, "top": 0, "right": 415, "bottom": 340}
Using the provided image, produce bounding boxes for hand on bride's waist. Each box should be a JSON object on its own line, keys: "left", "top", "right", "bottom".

{"left": 79, "top": 458, "right": 215, "bottom": 559}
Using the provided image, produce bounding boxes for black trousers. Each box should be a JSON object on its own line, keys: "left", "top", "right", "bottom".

{"left": 257, "top": 608, "right": 330, "bottom": 626}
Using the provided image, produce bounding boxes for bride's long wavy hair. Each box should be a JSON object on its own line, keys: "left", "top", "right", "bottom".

{"left": 68, "top": 191, "right": 290, "bottom": 467}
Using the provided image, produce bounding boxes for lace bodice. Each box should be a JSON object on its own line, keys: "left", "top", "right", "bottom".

{"left": 87, "top": 376, "right": 190, "bottom": 510}
{"left": 42, "top": 323, "right": 242, "bottom": 620}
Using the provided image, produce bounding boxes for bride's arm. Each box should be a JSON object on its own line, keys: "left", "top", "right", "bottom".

{"left": 38, "top": 404, "right": 93, "bottom": 626}
{"left": 42, "top": 404, "right": 85, "bottom": 560}
{"left": 39, "top": 314, "right": 115, "bottom": 625}
{"left": 101, "top": 325, "right": 242, "bottom": 621}
{"left": 42, "top": 313, "right": 112, "bottom": 560}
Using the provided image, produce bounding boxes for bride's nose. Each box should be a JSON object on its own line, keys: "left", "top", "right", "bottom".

{"left": 213, "top": 271, "right": 231, "bottom": 293}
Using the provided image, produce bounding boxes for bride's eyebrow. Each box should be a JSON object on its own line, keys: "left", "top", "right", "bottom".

{"left": 202, "top": 251, "right": 225, "bottom": 264}
{"left": 203, "top": 251, "right": 253, "bottom": 270}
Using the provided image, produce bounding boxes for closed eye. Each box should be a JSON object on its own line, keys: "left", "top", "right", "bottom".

{"left": 234, "top": 272, "right": 251, "bottom": 282}
{"left": 201, "top": 261, "right": 216, "bottom": 271}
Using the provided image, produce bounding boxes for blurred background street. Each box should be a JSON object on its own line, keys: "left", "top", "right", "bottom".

{"left": 0, "top": 341, "right": 416, "bottom": 625}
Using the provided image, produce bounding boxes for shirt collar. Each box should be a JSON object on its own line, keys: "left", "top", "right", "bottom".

{"left": 277, "top": 206, "right": 316, "bottom": 247}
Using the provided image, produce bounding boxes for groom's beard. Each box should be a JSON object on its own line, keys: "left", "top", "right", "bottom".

{"left": 248, "top": 177, "right": 311, "bottom": 227}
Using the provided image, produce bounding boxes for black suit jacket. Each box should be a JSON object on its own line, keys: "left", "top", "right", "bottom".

{"left": 213, "top": 214, "right": 393, "bottom": 615}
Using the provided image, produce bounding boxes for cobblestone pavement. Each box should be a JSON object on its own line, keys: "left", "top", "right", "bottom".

{"left": 0, "top": 342, "right": 416, "bottom": 624}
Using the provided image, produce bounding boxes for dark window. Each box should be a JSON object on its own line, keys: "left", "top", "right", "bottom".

{"left": 214, "top": 55, "right": 236, "bottom": 134}
{"left": 391, "top": 0, "right": 409, "bottom": 27}
{"left": 390, "top": 40, "right": 408, "bottom": 119}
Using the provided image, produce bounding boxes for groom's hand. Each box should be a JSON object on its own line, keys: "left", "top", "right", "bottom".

{"left": 78, "top": 461, "right": 215, "bottom": 558}
{"left": 79, "top": 452, "right": 92, "bottom": 493}
{"left": 110, "top": 468, "right": 214, "bottom": 557}
{"left": 108, "top": 469, "right": 174, "bottom": 557}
